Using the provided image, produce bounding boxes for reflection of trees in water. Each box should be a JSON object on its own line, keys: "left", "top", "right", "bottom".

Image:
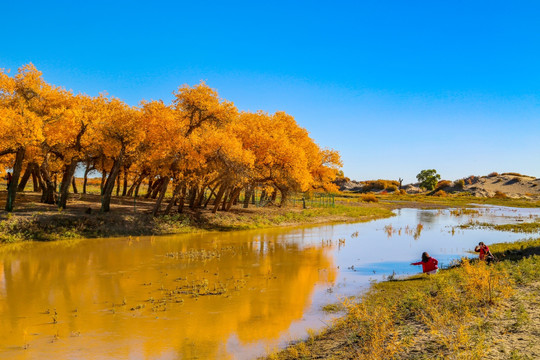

{"left": 417, "top": 210, "right": 438, "bottom": 224}
{"left": 0, "top": 230, "right": 336, "bottom": 359}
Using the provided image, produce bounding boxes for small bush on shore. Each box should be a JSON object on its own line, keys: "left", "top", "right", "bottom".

{"left": 361, "top": 180, "right": 400, "bottom": 192}
{"left": 386, "top": 185, "right": 398, "bottom": 192}
{"left": 453, "top": 179, "right": 465, "bottom": 189}
{"left": 464, "top": 175, "right": 479, "bottom": 185}
{"left": 493, "top": 191, "right": 508, "bottom": 199}
{"left": 433, "top": 190, "right": 447, "bottom": 197}
{"left": 435, "top": 180, "right": 452, "bottom": 190}
{"left": 361, "top": 194, "right": 378, "bottom": 203}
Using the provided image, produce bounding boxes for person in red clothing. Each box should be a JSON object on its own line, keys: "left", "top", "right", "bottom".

{"left": 411, "top": 252, "right": 439, "bottom": 274}
{"left": 475, "top": 242, "right": 494, "bottom": 264}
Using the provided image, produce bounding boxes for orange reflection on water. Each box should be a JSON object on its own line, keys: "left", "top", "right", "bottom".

{"left": 0, "top": 230, "right": 336, "bottom": 359}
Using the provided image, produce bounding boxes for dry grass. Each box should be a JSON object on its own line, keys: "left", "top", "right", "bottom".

{"left": 435, "top": 180, "right": 452, "bottom": 189}
{"left": 360, "top": 193, "right": 378, "bottom": 203}
{"left": 433, "top": 189, "right": 447, "bottom": 197}
{"left": 361, "top": 180, "right": 400, "bottom": 192}
{"left": 493, "top": 191, "right": 508, "bottom": 199}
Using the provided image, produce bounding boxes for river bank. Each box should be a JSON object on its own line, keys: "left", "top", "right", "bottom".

{"left": 2, "top": 190, "right": 540, "bottom": 243}
{"left": 0, "top": 191, "right": 394, "bottom": 243}
{"left": 265, "top": 238, "right": 540, "bottom": 360}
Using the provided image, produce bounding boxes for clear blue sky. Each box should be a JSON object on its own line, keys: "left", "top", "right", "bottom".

{"left": 2, "top": 1, "right": 539, "bottom": 183}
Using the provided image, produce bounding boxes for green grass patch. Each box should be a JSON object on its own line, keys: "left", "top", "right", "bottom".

{"left": 459, "top": 220, "right": 540, "bottom": 234}
{"left": 336, "top": 192, "right": 540, "bottom": 208}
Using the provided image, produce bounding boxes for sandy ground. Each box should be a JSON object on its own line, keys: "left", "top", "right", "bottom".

{"left": 485, "top": 281, "right": 540, "bottom": 359}
{"left": 465, "top": 174, "right": 540, "bottom": 198}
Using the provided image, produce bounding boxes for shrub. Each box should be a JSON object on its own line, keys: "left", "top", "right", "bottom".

{"left": 454, "top": 179, "right": 465, "bottom": 189}
{"left": 387, "top": 185, "right": 398, "bottom": 192}
{"left": 399, "top": 189, "right": 407, "bottom": 195}
{"left": 501, "top": 172, "right": 523, "bottom": 177}
{"left": 361, "top": 194, "right": 378, "bottom": 203}
{"left": 488, "top": 172, "right": 499, "bottom": 177}
{"left": 362, "top": 180, "right": 400, "bottom": 192}
{"left": 464, "top": 175, "right": 479, "bottom": 185}
{"left": 435, "top": 180, "right": 452, "bottom": 190}
{"left": 433, "top": 190, "right": 447, "bottom": 197}
{"left": 493, "top": 191, "right": 507, "bottom": 199}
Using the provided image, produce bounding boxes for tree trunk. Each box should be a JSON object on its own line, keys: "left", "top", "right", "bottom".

{"left": 122, "top": 167, "right": 129, "bottom": 196}
{"left": 5, "top": 147, "right": 25, "bottom": 212}
{"left": 203, "top": 187, "right": 217, "bottom": 208}
{"left": 115, "top": 171, "right": 121, "bottom": 197}
{"left": 251, "top": 189, "right": 256, "bottom": 205}
{"left": 221, "top": 188, "right": 230, "bottom": 211}
{"left": 225, "top": 187, "right": 242, "bottom": 211}
{"left": 127, "top": 171, "right": 146, "bottom": 197}
{"left": 17, "top": 165, "right": 32, "bottom": 192}
{"left": 34, "top": 166, "right": 45, "bottom": 192}
{"left": 194, "top": 185, "right": 206, "bottom": 208}
{"left": 72, "top": 177, "right": 78, "bottom": 194}
{"left": 58, "top": 159, "right": 78, "bottom": 209}
{"left": 151, "top": 178, "right": 163, "bottom": 199}
{"left": 134, "top": 177, "right": 143, "bottom": 198}
{"left": 186, "top": 186, "right": 196, "bottom": 208}
{"left": 31, "top": 164, "right": 41, "bottom": 191}
{"left": 82, "top": 162, "right": 93, "bottom": 194}
{"left": 243, "top": 185, "right": 253, "bottom": 209}
{"left": 212, "top": 184, "right": 227, "bottom": 214}
{"left": 177, "top": 185, "right": 187, "bottom": 213}
{"left": 101, "top": 152, "right": 124, "bottom": 212}
{"left": 164, "top": 182, "right": 182, "bottom": 215}
{"left": 100, "top": 171, "right": 107, "bottom": 194}
{"left": 271, "top": 190, "right": 277, "bottom": 202}
{"left": 259, "top": 190, "right": 267, "bottom": 206}
{"left": 280, "top": 188, "right": 289, "bottom": 207}
{"left": 152, "top": 177, "right": 170, "bottom": 216}
{"left": 40, "top": 156, "right": 56, "bottom": 204}
{"left": 145, "top": 177, "right": 154, "bottom": 198}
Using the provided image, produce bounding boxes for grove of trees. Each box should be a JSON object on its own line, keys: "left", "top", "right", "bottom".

{"left": 0, "top": 64, "right": 342, "bottom": 214}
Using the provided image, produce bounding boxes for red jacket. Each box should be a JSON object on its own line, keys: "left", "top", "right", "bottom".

{"left": 412, "top": 257, "right": 438, "bottom": 273}
{"left": 475, "top": 245, "right": 490, "bottom": 260}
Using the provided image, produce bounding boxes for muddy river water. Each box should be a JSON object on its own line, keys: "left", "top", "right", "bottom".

{"left": 1, "top": 206, "right": 538, "bottom": 359}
